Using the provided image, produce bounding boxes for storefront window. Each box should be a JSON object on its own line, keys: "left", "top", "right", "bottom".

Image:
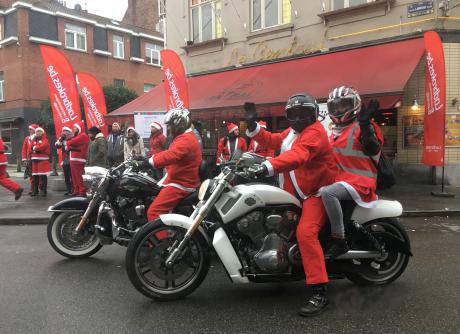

{"left": 190, "top": 0, "right": 222, "bottom": 43}
{"left": 252, "top": 0, "right": 292, "bottom": 31}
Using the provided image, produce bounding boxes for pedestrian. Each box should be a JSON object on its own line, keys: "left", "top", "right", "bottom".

{"left": 319, "top": 87, "right": 383, "bottom": 258}
{"left": 22, "top": 123, "right": 39, "bottom": 195}
{"left": 87, "top": 126, "right": 108, "bottom": 168}
{"left": 245, "top": 95, "right": 337, "bottom": 317}
{"left": 216, "top": 122, "right": 247, "bottom": 165}
{"left": 124, "top": 126, "right": 145, "bottom": 160}
{"left": 248, "top": 121, "right": 275, "bottom": 158}
{"left": 30, "top": 127, "right": 51, "bottom": 197}
{"left": 191, "top": 123, "right": 203, "bottom": 149}
{"left": 66, "top": 121, "right": 89, "bottom": 197}
{"left": 0, "top": 137, "right": 23, "bottom": 200}
{"left": 107, "top": 122, "right": 125, "bottom": 167}
{"left": 55, "top": 127, "right": 73, "bottom": 196}
{"left": 147, "top": 122, "right": 166, "bottom": 157}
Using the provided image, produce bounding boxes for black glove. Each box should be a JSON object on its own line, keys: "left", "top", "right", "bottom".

{"left": 358, "top": 100, "right": 379, "bottom": 126}
{"left": 132, "top": 156, "right": 151, "bottom": 170}
{"left": 244, "top": 102, "right": 258, "bottom": 132}
{"left": 133, "top": 156, "right": 148, "bottom": 162}
{"left": 246, "top": 164, "right": 268, "bottom": 179}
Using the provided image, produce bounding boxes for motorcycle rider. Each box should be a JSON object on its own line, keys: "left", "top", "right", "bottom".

{"left": 245, "top": 96, "right": 337, "bottom": 317}
{"left": 135, "top": 108, "right": 202, "bottom": 222}
{"left": 216, "top": 122, "right": 247, "bottom": 165}
{"left": 247, "top": 120, "right": 275, "bottom": 158}
{"left": 319, "top": 87, "right": 383, "bottom": 257}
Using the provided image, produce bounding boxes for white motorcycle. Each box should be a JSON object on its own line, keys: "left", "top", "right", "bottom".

{"left": 125, "top": 153, "right": 411, "bottom": 300}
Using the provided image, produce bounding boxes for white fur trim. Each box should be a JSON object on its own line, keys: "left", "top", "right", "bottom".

{"left": 70, "top": 157, "right": 87, "bottom": 163}
{"left": 262, "top": 160, "right": 274, "bottom": 177}
{"left": 150, "top": 122, "right": 162, "bottom": 130}
{"left": 74, "top": 124, "right": 81, "bottom": 133}
{"left": 149, "top": 156, "right": 155, "bottom": 168}
{"left": 336, "top": 181, "right": 378, "bottom": 208}
{"left": 127, "top": 126, "right": 136, "bottom": 133}
{"left": 228, "top": 125, "right": 238, "bottom": 134}
{"left": 62, "top": 126, "right": 72, "bottom": 132}
{"left": 31, "top": 157, "right": 49, "bottom": 160}
{"left": 35, "top": 127, "right": 44, "bottom": 134}
{"left": 32, "top": 172, "right": 52, "bottom": 175}
{"left": 165, "top": 183, "right": 196, "bottom": 192}
{"left": 246, "top": 122, "right": 261, "bottom": 138}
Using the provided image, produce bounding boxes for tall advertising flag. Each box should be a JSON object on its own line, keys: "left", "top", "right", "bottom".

{"left": 160, "top": 49, "right": 190, "bottom": 111}
{"left": 39, "top": 45, "right": 82, "bottom": 137}
{"left": 422, "top": 31, "right": 446, "bottom": 166}
{"left": 77, "top": 72, "right": 108, "bottom": 136}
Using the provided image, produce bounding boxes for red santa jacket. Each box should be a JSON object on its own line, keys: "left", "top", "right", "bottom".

{"left": 331, "top": 121, "right": 384, "bottom": 208}
{"left": 248, "top": 139, "right": 275, "bottom": 158}
{"left": 149, "top": 129, "right": 201, "bottom": 191}
{"left": 66, "top": 122, "right": 89, "bottom": 163}
{"left": 148, "top": 132, "right": 166, "bottom": 157}
{"left": 31, "top": 134, "right": 50, "bottom": 161}
{"left": 0, "top": 138, "right": 8, "bottom": 165}
{"left": 22, "top": 136, "right": 33, "bottom": 161}
{"left": 216, "top": 136, "right": 247, "bottom": 165}
{"left": 248, "top": 121, "right": 337, "bottom": 199}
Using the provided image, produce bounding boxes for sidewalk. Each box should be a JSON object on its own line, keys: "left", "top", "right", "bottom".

{"left": 1, "top": 167, "right": 460, "bottom": 224}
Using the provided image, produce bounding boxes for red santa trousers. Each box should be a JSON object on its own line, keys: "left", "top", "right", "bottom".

{"left": 296, "top": 196, "right": 329, "bottom": 285}
{"left": 0, "top": 165, "right": 21, "bottom": 193}
{"left": 70, "top": 161, "right": 86, "bottom": 196}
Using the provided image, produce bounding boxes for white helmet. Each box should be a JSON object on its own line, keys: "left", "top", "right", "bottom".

{"left": 165, "top": 108, "right": 191, "bottom": 137}
{"left": 327, "top": 86, "right": 362, "bottom": 126}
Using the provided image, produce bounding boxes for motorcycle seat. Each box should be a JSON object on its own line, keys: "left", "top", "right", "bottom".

{"left": 177, "top": 191, "right": 198, "bottom": 208}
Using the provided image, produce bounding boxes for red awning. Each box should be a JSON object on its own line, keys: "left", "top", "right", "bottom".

{"left": 109, "top": 38, "right": 424, "bottom": 117}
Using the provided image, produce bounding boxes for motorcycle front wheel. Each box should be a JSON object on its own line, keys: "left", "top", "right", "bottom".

{"left": 125, "top": 219, "right": 210, "bottom": 300}
{"left": 47, "top": 212, "right": 102, "bottom": 258}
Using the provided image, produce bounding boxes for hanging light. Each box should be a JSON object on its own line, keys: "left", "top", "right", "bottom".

{"left": 411, "top": 98, "right": 419, "bottom": 111}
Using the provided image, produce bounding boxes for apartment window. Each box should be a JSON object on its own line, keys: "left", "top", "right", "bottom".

{"left": 113, "top": 35, "right": 124, "bottom": 59}
{"left": 145, "top": 43, "right": 162, "bottom": 66}
{"left": 65, "top": 23, "right": 86, "bottom": 51}
{"left": 252, "top": 0, "right": 291, "bottom": 31}
{"left": 114, "top": 79, "right": 125, "bottom": 87}
{"left": 159, "top": 0, "right": 166, "bottom": 16}
{"left": 144, "top": 83, "right": 155, "bottom": 93}
{"left": 332, "top": 0, "right": 375, "bottom": 10}
{"left": 0, "top": 72, "right": 4, "bottom": 102}
{"left": 190, "top": 0, "right": 222, "bottom": 43}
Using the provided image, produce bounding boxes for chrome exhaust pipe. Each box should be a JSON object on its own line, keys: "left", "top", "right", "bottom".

{"left": 334, "top": 250, "right": 382, "bottom": 260}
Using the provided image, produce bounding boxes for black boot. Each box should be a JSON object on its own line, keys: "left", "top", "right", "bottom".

{"left": 299, "top": 284, "right": 329, "bottom": 317}
{"left": 31, "top": 176, "right": 39, "bottom": 196}
{"left": 40, "top": 176, "right": 47, "bottom": 197}
{"left": 325, "top": 237, "right": 349, "bottom": 259}
{"left": 15, "top": 188, "right": 24, "bottom": 201}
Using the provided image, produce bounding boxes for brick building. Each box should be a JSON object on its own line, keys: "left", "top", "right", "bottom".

{"left": 0, "top": 0, "right": 164, "bottom": 164}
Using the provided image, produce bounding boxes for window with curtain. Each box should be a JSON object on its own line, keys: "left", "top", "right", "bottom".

{"left": 252, "top": 0, "right": 291, "bottom": 31}
{"left": 190, "top": 0, "right": 222, "bottom": 43}
{"left": 65, "top": 23, "right": 86, "bottom": 51}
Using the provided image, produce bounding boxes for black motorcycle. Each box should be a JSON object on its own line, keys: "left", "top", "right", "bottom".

{"left": 47, "top": 160, "right": 200, "bottom": 258}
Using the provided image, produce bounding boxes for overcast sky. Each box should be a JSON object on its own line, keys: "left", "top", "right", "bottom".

{"left": 64, "top": 0, "right": 128, "bottom": 21}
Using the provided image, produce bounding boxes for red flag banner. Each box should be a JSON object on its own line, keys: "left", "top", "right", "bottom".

{"left": 422, "top": 31, "right": 446, "bottom": 166}
{"left": 77, "top": 72, "right": 108, "bottom": 136}
{"left": 160, "top": 49, "right": 189, "bottom": 111}
{"left": 39, "top": 45, "right": 82, "bottom": 137}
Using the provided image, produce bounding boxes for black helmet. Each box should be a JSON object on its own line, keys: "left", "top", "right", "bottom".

{"left": 165, "top": 108, "right": 192, "bottom": 137}
{"left": 285, "top": 93, "right": 318, "bottom": 132}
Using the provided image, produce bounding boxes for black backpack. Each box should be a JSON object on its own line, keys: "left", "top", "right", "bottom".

{"left": 372, "top": 153, "right": 396, "bottom": 190}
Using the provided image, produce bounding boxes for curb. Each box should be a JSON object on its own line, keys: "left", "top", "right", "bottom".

{"left": 1, "top": 210, "right": 460, "bottom": 226}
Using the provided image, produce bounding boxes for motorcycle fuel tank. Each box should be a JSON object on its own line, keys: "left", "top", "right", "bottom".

{"left": 215, "top": 184, "right": 301, "bottom": 224}
{"left": 115, "top": 173, "right": 160, "bottom": 198}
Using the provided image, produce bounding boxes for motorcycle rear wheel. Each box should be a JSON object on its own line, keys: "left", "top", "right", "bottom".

{"left": 126, "top": 219, "right": 210, "bottom": 300}
{"left": 47, "top": 212, "right": 102, "bottom": 258}
{"left": 346, "top": 218, "right": 410, "bottom": 286}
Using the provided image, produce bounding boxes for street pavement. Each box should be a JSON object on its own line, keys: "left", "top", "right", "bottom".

{"left": 0, "top": 217, "right": 459, "bottom": 334}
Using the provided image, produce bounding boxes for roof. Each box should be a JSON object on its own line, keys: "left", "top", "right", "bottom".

{"left": 109, "top": 38, "right": 425, "bottom": 116}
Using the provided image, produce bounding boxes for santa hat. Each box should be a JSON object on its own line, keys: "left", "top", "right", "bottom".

{"left": 226, "top": 122, "right": 238, "bottom": 134}
{"left": 29, "top": 124, "right": 38, "bottom": 130}
{"left": 127, "top": 126, "right": 136, "bottom": 133}
{"left": 150, "top": 122, "right": 162, "bottom": 130}
{"left": 35, "top": 127, "right": 45, "bottom": 134}
{"left": 62, "top": 126, "right": 72, "bottom": 133}
{"left": 73, "top": 121, "right": 85, "bottom": 134}
{"left": 258, "top": 121, "right": 267, "bottom": 129}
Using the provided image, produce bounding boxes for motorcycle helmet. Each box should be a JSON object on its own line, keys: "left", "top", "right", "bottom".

{"left": 327, "top": 86, "right": 362, "bottom": 126}
{"left": 285, "top": 93, "right": 319, "bottom": 132}
{"left": 165, "top": 108, "right": 192, "bottom": 137}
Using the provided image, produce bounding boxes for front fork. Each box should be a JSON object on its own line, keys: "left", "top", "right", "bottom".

{"left": 75, "top": 195, "right": 100, "bottom": 233}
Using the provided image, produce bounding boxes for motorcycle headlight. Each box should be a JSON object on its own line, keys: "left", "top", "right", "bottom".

{"left": 198, "top": 179, "right": 212, "bottom": 201}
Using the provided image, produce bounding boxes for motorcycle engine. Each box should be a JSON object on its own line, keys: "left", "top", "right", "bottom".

{"left": 236, "top": 210, "right": 298, "bottom": 273}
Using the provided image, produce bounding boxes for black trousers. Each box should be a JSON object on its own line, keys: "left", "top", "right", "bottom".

{"left": 62, "top": 163, "right": 72, "bottom": 193}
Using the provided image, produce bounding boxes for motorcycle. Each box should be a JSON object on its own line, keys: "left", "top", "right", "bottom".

{"left": 125, "top": 152, "right": 412, "bottom": 300}
{"left": 47, "top": 160, "right": 199, "bottom": 258}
